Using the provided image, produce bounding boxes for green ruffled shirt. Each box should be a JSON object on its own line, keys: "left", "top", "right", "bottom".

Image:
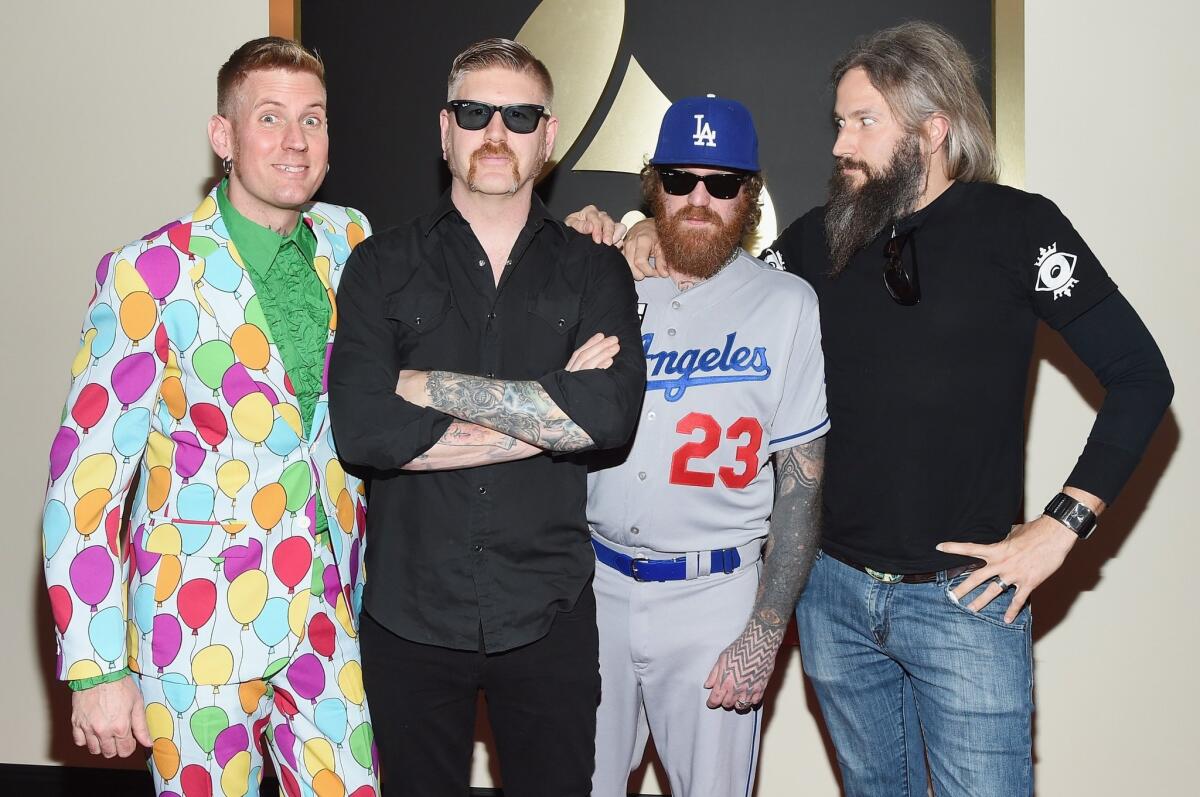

{"left": 69, "top": 182, "right": 332, "bottom": 692}
{"left": 217, "top": 180, "right": 331, "bottom": 533}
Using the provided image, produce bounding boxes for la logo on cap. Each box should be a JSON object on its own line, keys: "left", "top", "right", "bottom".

{"left": 692, "top": 94, "right": 718, "bottom": 147}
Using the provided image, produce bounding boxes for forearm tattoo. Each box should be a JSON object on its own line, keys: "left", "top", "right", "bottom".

{"left": 757, "top": 436, "right": 825, "bottom": 627}
{"left": 424, "top": 371, "right": 593, "bottom": 452}
{"left": 404, "top": 420, "right": 525, "bottom": 471}
{"left": 713, "top": 437, "right": 826, "bottom": 701}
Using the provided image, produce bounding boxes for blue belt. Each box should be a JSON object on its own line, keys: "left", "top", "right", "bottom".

{"left": 591, "top": 537, "right": 742, "bottom": 582}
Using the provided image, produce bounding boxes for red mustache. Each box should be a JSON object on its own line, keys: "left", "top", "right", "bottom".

{"left": 673, "top": 206, "right": 722, "bottom": 225}
{"left": 472, "top": 142, "right": 517, "bottom": 164}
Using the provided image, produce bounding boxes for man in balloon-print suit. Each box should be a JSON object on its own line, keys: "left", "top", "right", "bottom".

{"left": 42, "top": 38, "right": 379, "bottom": 797}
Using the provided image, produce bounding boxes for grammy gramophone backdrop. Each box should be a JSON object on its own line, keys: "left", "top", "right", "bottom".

{"left": 1, "top": 1, "right": 1193, "bottom": 794}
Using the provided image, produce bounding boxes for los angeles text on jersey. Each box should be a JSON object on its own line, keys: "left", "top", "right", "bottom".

{"left": 642, "top": 331, "right": 771, "bottom": 402}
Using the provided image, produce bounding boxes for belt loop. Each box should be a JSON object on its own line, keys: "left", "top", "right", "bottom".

{"left": 720, "top": 549, "right": 734, "bottom": 574}
{"left": 684, "top": 552, "right": 700, "bottom": 580}
{"left": 697, "top": 552, "right": 712, "bottom": 578}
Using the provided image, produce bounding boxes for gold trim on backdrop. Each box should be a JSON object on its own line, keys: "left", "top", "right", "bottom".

{"left": 516, "top": 0, "right": 625, "bottom": 167}
{"left": 994, "top": 0, "right": 1025, "bottom": 188}
{"left": 269, "top": 0, "right": 300, "bottom": 40}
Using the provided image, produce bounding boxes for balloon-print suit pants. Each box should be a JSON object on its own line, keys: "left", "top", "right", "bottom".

{"left": 139, "top": 591, "right": 378, "bottom": 797}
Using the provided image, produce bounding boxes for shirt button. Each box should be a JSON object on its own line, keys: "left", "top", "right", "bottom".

{"left": 478, "top": 485, "right": 488, "bottom": 495}
{"left": 646, "top": 411, "right": 656, "bottom": 421}
{"left": 487, "top": 312, "right": 496, "bottom": 320}
{"left": 631, "top": 526, "right": 640, "bottom": 535}
{"left": 637, "top": 471, "right": 647, "bottom": 481}
{"left": 472, "top": 544, "right": 483, "bottom": 552}
{"left": 557, "top": 318, "right": 566, "bottom": 327}
{"left": 671, "top": 300, "right": 681, "bottom": 309}
{"left": 505, "top": 260, "right": 512, "bottom": 266}
{"left": 485, "top": 371, "right": 495, "bottom": 378}
{"left": 477, "top": 259, "right": 486, "bottom": 268}
{"left": 667, "top": 328, "right": 676, "bottom": 336}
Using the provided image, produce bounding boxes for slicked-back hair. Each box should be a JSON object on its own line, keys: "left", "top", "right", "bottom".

{"left": 832, "top": 21, "right": 999, "bottom": 183}
{"left": 217, "top": 37, "right": 325, "bottom": 117}
{"left": 447, "top": 38, "right": 554, "bottom": 107}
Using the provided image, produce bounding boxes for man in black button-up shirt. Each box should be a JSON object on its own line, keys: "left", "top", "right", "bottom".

{"left": 328, "top": 38, "right": 643, "bottom": 797}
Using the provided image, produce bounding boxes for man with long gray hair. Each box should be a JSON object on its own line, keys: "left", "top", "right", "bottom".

{"left": 589, "top": 20, "right": 1173, "bottom": 795}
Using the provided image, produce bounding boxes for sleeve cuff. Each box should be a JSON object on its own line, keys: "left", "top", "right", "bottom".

{"left": 1066, "top": 438, "right": 1142, "bottom": 506}
{"left": 68, "top": 667, "right": 132, "bottom": 692}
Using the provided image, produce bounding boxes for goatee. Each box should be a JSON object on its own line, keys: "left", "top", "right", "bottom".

{"left": 651, "top": 192, "right": 752, "bottom": 281}
{"left": 824, "top": 134, "right": 926, "bottom": 275}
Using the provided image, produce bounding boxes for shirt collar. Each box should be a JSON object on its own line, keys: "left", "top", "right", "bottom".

{"left": 894, "top": 179, "right": 967, "bottom": 235}
{"left": 419, "top": 189, "right": 566, "bottom": 242}
{"left": 216, "top": 178, "right": 315, "bottom": 276}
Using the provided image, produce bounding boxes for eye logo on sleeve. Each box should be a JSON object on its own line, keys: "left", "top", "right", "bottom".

{"left": 761, "top": 248, "right": 786, "bottom": 271}
{"left": 1034, "top": 243, "right": 1079, "bottom": 300}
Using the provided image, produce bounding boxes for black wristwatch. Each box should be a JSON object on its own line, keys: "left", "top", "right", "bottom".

{"left": 1043, "top": 493, "right": 1098, "bottom": 540}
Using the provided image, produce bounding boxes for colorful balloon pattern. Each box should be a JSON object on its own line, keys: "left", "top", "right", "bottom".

{"left": 43, "top": 188, "right": 373, "bottom": 739}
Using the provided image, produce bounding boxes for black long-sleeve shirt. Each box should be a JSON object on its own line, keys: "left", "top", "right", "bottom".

{"left": 329, "top": 191, "right": 644, "bottom": 652}
{"left": 761, "top": 180, "right": 1172, "bottom": 573}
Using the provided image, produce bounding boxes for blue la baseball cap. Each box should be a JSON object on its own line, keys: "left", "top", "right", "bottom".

{"left": 650, "top": 94, "right": 759, "bottom": 172}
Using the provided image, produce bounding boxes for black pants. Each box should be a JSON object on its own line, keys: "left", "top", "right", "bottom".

{"left": 361, "top": 587, "right": 600, "bottom": 797}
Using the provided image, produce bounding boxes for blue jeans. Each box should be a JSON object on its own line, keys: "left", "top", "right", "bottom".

{"left": 796, "top": 551, "right": 1033, "bottom": 797}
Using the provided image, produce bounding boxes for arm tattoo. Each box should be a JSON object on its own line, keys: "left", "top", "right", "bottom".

{"left": 424, "top": 371, "right": 593, "bottom": 452}
{"left": 757, "top": 435, "right": 825, "bottom": 627}
{"left": 712, "top": 437, "right": 825, "bottom": 701}
{"left": 404, "top": 420, "right": 534, "bottom": 471}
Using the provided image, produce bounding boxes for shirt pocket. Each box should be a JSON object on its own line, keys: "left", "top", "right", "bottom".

{"left": 386, "top": 288, "right": 454, "bottom": 335}
{"left": 527, "top": 294, "right": 582, "bottom": 336}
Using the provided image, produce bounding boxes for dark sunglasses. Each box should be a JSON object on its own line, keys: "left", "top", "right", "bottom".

{"left": 445, "top": 100, "right": 549, "bottom": 134}
{"left": 883, "top": 229, "right": 920, "bottom": 306}
{"left": 655, "top": 168, "right": 748, "bottom": 200}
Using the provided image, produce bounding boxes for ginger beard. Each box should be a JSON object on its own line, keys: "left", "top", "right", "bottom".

{"left": 824, "top": 132, "right": 926, "bottom": 275}
{"left": 650, "top": 187, "right": 753, "bottom": 281}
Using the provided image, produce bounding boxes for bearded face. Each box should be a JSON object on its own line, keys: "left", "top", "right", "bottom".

{"left": 649, "top": 177, "right": 755, "bottom": 281}
{"left": 824, "top": 132, "right": 927, "bottom": 275}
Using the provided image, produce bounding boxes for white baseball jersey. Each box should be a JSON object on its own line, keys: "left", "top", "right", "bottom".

{"left": 587, "top": 250, "right": 828, "bottom": 553}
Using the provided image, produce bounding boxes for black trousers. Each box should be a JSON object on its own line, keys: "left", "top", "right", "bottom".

{"left": 361, "top": 586, "right": 600, "bottom": 797}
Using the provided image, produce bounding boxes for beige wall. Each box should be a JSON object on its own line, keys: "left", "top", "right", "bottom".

{"left": 2, "top": 1, "right": 1194, "bottom": 793}
{"left": 0, "top": 0, "right": 266, "bottom": 768}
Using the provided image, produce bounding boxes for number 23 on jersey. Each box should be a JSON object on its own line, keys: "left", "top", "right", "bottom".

{"left": 669, "top": 412, "right": 763, "bottom": 489}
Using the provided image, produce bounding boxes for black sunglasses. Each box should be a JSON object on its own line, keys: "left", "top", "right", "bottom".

{"left": 445, "top": 100, "right": 549, "bottom": 134}
{"left": 655, "top": 168, "right": 748, "bottom": 200}
{"left": 883, "top": 229, "right": 920, "bottom": 306}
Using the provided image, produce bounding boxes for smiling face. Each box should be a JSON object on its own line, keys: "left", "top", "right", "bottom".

{"left": 208, "top": 68, "right": 328, "bottom": 231}
{"left": 439, "top": 67, "right": 556, "bottom": 200}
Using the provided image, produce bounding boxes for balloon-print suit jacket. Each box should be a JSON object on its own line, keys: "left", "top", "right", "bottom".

{"left": 43, "top": 185, "right": 372, "bottom": 689}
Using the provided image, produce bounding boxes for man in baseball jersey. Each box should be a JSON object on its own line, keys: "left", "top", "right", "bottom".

{"left": 586, "top": 96, "right": 828, "bottom": 797}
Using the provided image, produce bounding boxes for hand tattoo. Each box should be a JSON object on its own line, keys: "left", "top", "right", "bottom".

{"left": 424, "top": 371, "right": 593, "bottom": 452}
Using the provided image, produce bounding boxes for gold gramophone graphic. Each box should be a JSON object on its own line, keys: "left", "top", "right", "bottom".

{"left": 516, "top": 0, "right": 778, "bottom": 252}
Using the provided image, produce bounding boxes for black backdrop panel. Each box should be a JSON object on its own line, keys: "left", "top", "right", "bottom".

{"left": 301, "top": 1, "right": 992, "bottom": 236}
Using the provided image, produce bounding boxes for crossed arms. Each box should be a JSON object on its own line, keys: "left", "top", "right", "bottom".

{"left": 395, "top": 333, "right": 619, "bottom": 470}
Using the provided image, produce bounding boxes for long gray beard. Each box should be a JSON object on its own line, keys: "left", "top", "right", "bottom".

{"left": 824, "top": 134, "right": 926, "bottom": 275}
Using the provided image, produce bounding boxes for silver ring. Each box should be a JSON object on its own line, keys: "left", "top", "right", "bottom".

{"left": 995, "top": 577, "right": 1010, "bottom": 591}
{"left": 735, "top": 700, "right": 750, "bottom": 710}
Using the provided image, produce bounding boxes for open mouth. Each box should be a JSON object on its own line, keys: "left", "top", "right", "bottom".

{"left": 274, "top": 165, "right": 308, "bottom": 174}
